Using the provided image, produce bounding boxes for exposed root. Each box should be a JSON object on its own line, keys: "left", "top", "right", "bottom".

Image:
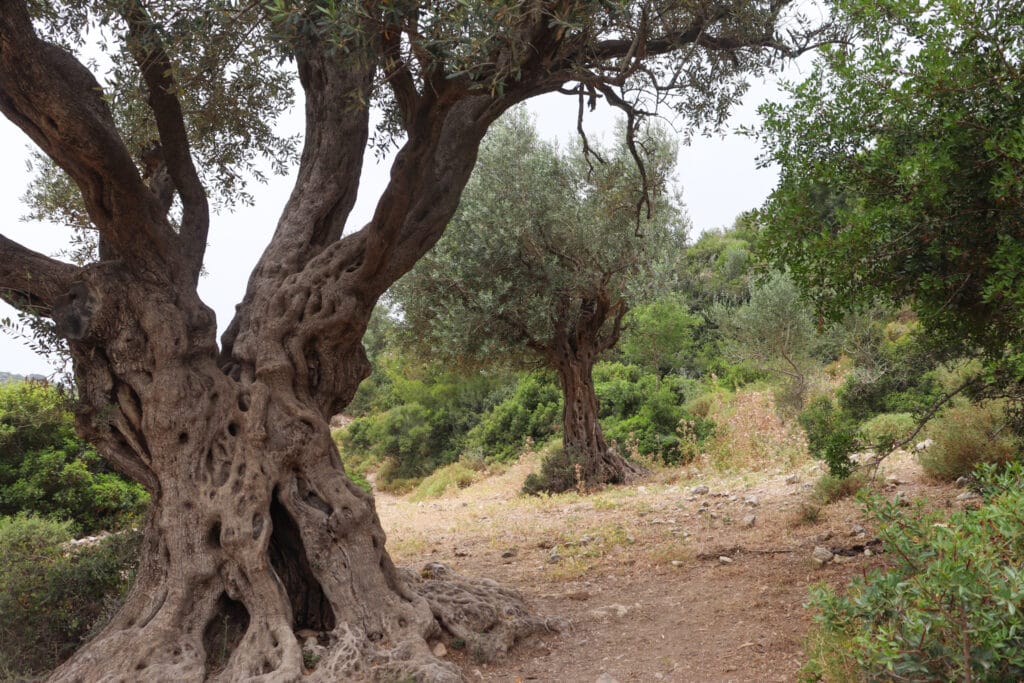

{"left": 402, "top": 563, "right": 569, "bottom": 665}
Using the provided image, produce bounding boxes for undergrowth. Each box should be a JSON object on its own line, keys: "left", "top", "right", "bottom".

{"left": 803, "top": 462, "right": 1024, "bottom": 682}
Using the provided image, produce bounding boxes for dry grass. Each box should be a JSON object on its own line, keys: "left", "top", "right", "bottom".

{"left": 700, "top": 389, "right": 810, "bottom": 473}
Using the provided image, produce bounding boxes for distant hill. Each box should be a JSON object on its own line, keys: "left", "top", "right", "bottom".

{"left": 0, "top": 371, "right": 47, "bottom": 384}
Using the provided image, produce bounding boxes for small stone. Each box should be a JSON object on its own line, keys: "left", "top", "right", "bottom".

{"left": 832, "top": 554, "right": 854, "bottom": 564}
{"left": 690, "top": 485, "right": 710, "bottom": 495}
{"left": 589, "top": 604, "right": 630, "bottom": 619}
{"left": 956, "top": 491, "right": 982, "bottom": 502}
{"left": 815, "top": 531, "right": 833, "bottom": 543}
{"left": 671, "top": 560, "right": 685, "bottom": 567}
{"left": 742, "top": 514, "right": 757, "bottom": 528}
{"left": 304, "top": 636, "right": 318, "bottom": 649}
{"left": 719, "top": 556, "right": 734, "bottom": 565}
{"left": 744, "top": 496, "right": 759, "bottom": 507}
{"left": 637, "top": 485, "right": 648, "bottom": 494}
{"left": 785, "top": 473, "right": 800, "bottom": 484}
{"left": 654, "top": 673, "right": 665, "bottom": 681}
{"left": 864, "top": 548, "right": 873, "bottom": 557}
{"left": 296, "top": 629, "right": 318, "bottom": 641}
{"left": 548, "top": 551, "right": 563, "bottom": 564}
{"left": 886, "top": 475, "right": 902, "bottom": 485}
{"left": 501, "top": 548, "right": 517, "bottom": 559}
{"left": 812, "top": 546, "right": 834, "bottom": 565}
{"left": 955, "top": 476, "right": 972, "bottom": 487}
{"left": 915, "top": 438, "right": 934, "bottom": 451}
{"left": 893, "top": 493, "right": 910, "bottom": 507}
{"left": 595, "top": 673, "right": 621, "bottom": 683}
{"left": 432, "top": 642, "right": 447, "bottom": 658}
{"left": 850, "top": 524, "right": 866, "bottom": 536}
{"left": 625, "top": 534, "right": 636, "bottom": 544}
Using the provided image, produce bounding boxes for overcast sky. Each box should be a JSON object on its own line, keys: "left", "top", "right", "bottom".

{"left": 0, "top": 75, "right": 792, "bottom": 377}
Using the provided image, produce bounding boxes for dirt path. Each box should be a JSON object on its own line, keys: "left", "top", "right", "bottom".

{"left": 376, "top": 451, "right": 960, "bottom": 682}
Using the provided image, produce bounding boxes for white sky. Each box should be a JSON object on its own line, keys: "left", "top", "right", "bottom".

{"left": 0, "top": 75, "right": 792, "bottom": 376}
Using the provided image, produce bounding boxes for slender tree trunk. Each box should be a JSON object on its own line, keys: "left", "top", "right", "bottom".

{"left": 552, "top": 342, "right": 641, "bottom": 491}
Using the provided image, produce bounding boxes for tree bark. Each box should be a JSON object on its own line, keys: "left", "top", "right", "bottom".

{"left": 44, "top": 256, "right": 555, "bottom": 683}
{"left": 552, "top": 339, "right": 641, "bottom": 492}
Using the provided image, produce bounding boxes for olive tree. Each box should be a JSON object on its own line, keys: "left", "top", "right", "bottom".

{"left": 394, "top": 112, "right": 683, "bottom": 491}
{"left": 0, "top": 1, "right": 824, "bottom": 679}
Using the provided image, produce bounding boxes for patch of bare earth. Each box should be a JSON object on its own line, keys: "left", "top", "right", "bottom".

{"left": 376, "top": 449, "right": 962, "bottom": 682}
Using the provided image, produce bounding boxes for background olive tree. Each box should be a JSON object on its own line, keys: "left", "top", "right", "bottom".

{"left": 394, "top": 111, "right": 685, "bottom": 492}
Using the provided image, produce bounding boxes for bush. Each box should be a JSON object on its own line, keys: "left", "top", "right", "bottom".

{"left": 522, "top": 446, "right": 582, "bottom": 495}
{"left": 803, "top": 463, "right": 1024, "bottom": 681}
{"left": 919, "top": 402, "right": 1019, "bottom": 482}
{"left": 858, "top": 412, "right": 916, "bottom": 451}
{"left": 465, "top": 372, "right": 561, "bottom": 461}
{"left": 594, "top": 363, "right": 711, "bottom": 464}
{"left": 410, "top": 461, "right": 480, "bottom": 500}
{"left": 0, "top": 514, "right": 141, "bottom": 677}
{"left": 812, "top": 471, "right": 866, "bottom": 505}
{"left": 337, "top": 368, "right": 511, "bottom": 485}
{"left": 798, "top": 396, "right": 859, "bottom": 477}
{"left": 0, "top": 382, "right": 148, "bottom": 533}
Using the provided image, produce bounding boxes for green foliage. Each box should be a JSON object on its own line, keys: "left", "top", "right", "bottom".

{"left": 758, "top": 0, "right": 1024, "bottom": 399}
{"left": 337, "top": 365, "right": 510, "bottom": 485}
{"left": 812, "top": 471, "right": 866, "bottom": 505}
{"left": 0, "top": 382, "right": 148, "bottom": 533}
{"left": 594, "top": 362, "right": 712, "bottom": 464}
{"left": 798, "top": 396, "right": 858, "bottom": 477}
{"left": 918, "top": 403, "right": 1020, "bottom": 482}
{"left": 803, "top": 463, "right": 1024, "bottom": 681}
{"left": 0, "top": 514, "right": 141, "bottom": 677}
{"left": 522, "top": 446, "right": 583, "bottom": 496}
{"left": 836, "top": 323, "right": 943, "bottom": 421}
{"left": 617, "top": 297, "right": 699, "bottom": 377}
{"left": 857, "top": 412, "right": 915, "bottom": 452}
{"left": 464, "top": 372, "right": 561, "bottom": 462}
{"left": 394, "top": 110, "right": 684, "bottom": 368}
{"left": 409, "top": 461, "right": 480, "bottom": 501}
{"left": 714, "top": 271, "right": 827, "bottom": 411}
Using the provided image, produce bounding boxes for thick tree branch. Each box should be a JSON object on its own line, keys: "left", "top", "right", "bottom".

{"left": 0, "top": 235, "right": 81, "bottom": 313}
{"left": 122, "top": 0, "right": 210, "bottom": 284}
{"left": 0, "top": 0, "right": 176, "bottom": 271}
{"left": 381, "top": 22, "right": 420, "bottom": 129}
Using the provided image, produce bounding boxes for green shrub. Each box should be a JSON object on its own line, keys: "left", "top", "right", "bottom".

{"left": 798, "top": 396, "right": 859, "bottom": 477}
{"left": 410, "top": 461, "right": 479, "bottom": 500}
{"left": 465, "top": 372, "right": 561, "bottom": 461}
{"left": 919, "top": 402, "right": 1019, "bottom": 482}
{"left": 594, "top": 363, "right": 711, "bottom": 464}
{"left": 337, "top": 368, "right": 511, "bottom": 485}
{"left": 0, "top": 514, "right": 141, "bottom": 677}
{"left": 812, "top": 471, "right": 866, "bottom": 505}
{"left": 0, "top": 382, "right": 148, "bottom": 533}
{"left": 836, "top": 326, "right": 943, "bottom": 421}
{"left": 858, "top": 412, "right": 916, "bottom": 451}
{"left": 522, "top": 446, "right": 582, "bottom": 495}
{"left": 803, "top": 463, "right": 1024, "bottom": 682}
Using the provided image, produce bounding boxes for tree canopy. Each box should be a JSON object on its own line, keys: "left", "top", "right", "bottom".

{"left": 757, "top": 0, "right": 1024, "bottom": 370}
{"left": 394, "top": 110, "right": 684, "bottom": 369}
{"left": 393, "top": 110, "right": 684, "bottom": 490}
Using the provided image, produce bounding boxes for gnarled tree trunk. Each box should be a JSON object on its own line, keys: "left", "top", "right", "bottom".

{"left": 46, "top": 235, "right": 555, "bottom": 683}
{"left": 541, "top": 292, "right": 642, "bottom": 493}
